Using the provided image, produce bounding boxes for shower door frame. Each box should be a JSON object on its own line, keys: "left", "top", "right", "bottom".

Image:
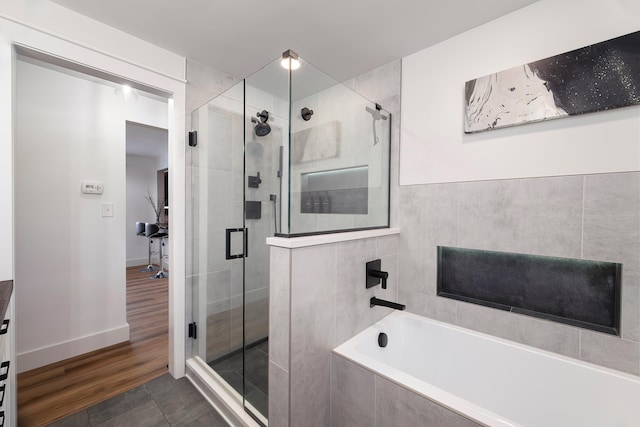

{"left": 187, "top": 78, "right": 272, "bottom": 426}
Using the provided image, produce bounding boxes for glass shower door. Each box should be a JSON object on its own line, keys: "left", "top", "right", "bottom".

{"left": 188, "top": 49, "right": 392, "bottom": 425}
{"left": 241, "top": 57, "right": 290, "bottom": 422}
{"left": 188, "top": 58, "right": 287, "bottom": 423}
{"left": 188, "top": 80, "right": 250, "bottom": 408}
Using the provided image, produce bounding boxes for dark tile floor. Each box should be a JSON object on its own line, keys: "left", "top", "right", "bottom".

{"left": 209, "top": 340, "right": 268, "bottom": 418}
{"left": 46, "top": 374, "right": 229, "bottom": 427}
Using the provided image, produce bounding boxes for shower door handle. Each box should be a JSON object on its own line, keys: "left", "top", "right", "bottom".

{"left": 225, "top": 228, "right": 248, "bottom": 260}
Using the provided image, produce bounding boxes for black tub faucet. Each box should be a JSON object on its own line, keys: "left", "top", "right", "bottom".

{"left": 370, "top": 297, "right": 406, "bottom": 311}
{"left": 366, "top": 259, "right": 388, "bottom": 289}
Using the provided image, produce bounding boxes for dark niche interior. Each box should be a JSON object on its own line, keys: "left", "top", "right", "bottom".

{"left": 437, "top": 246, "right": 622, "bottom": 335}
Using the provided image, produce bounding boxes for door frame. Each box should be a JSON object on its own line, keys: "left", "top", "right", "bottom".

{"left": 1, "top": 18, "right": 187, "bottom": 378}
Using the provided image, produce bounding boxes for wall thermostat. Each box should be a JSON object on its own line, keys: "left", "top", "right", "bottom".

{"left": 81, "top": 182, "right": 104, "bottom": 194}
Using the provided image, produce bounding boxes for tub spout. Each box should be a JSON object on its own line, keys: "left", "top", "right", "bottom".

{"left": 370, "top": 297, "right": 406, "bottom": 311}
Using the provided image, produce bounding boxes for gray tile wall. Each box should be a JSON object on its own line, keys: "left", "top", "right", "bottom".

{"left": 330, "top": 354, "right": 375, "bottom": 426}
{"left": 268, "top": 246, "right": 290, "bottom": 426}
{"left": 330, "top": 354, "right": 481, "bottom": 427}
{"left": 290, "top": 244, "right": 337, "bottom": 426}
{"left": 398, "top": 172, "right": 640, "bottom": 376}
{"left": 269, "top": 233, "right": 400, "bottom": 426}
{"left": 269, "top": 361, "right": 289, "bottom": 427}
{"left": 269, "top": 246, "right": 290, "bottom": 370}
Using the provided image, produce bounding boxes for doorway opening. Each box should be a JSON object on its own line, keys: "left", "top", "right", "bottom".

{"left": 14, "top": 48, "right": 172, "bottom": 425}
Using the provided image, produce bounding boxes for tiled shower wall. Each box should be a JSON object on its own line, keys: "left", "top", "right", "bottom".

{"left": 397, "top": 172, "right": 640, "bottom": 376}
{"left": 289, "top": 83, "right": 392, "bottom": 233}
{"left": 342, "top": 61, "right": 401, "bottom": 228}
{"left": 268, "top": 233, "right": 400, "bottom": 426}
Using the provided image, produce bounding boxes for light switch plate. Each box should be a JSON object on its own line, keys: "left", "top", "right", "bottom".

{"left": 102, "top": 202, "right": 114, "bottom": 217}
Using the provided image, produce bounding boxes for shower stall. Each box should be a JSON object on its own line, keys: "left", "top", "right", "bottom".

{"left": 187, "top": 51, "right": 391, "bottom": 424}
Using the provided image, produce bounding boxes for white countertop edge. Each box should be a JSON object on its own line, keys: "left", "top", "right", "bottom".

{"left": 266, "top": 227, "right": 400, "bottom": 249}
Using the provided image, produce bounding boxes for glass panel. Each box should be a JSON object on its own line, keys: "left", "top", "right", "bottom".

{"left": 242, "top": 57, "right": 290, "bottom": 422}
{"left": 189, "top": 81, "right": 246, "bottom": 397}
{"left": 288, "top": 57, "right": 391, "bottom": 236}
{"left": 186, "top": 50, "right": 392, "bottom": 427}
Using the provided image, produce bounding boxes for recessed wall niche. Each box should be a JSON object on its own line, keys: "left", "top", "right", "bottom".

{"left": 437, "top": 246, "right": 622, "bottom": 335}
{"left": 300, "top": 166, "right": 368, "bottom": 214}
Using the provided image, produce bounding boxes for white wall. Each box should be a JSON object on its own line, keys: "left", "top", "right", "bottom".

{"left": 400, "top": 0, "right": 640, "bottom": 185}
{"left": 14, "top": 58, "right": 168, "bottom": 371}
{"left": 126, "top": 154, "right": 160, "bottom": 266}
{"left": 156, "top": 153, "right": 168, "bottom": 171}
{"left": 0, "top": 2, "right": 187, "bottom": 377}
{"left": 396, "top": 0, "right": 640, "bottom": 377}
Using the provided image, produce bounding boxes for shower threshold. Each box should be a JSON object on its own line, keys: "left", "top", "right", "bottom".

{"left": 208, "top": 338, "right": 269, "bottom": 419}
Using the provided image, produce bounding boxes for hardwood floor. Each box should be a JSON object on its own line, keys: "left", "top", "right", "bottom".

{"left": 17, "top": 266, "right": 169, "bottom": 426}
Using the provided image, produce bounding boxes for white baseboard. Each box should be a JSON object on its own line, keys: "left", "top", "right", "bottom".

{"left": 127, "top": 258, "right": 169, "bottom": 270}
{"left": 17, "top": 324, "right": 130, "bottom": 373}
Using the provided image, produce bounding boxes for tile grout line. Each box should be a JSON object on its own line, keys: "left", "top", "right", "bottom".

{"left": 374, "top": 374, "right": 378, "bottom": 427}
{"left": 455, "top": 183, "right": 460, "bottom": 325}
{"left": 578, "top": 330, "right": 582, "bottom": 361}
{"left": 145, "top": 383, "right": 172, "bottom": 427}
{"left": 287, "top": 248, "right": 292, "bottom": 427}
{"left": 456, "top": 182, "right": 460, "bottom": 248}
{"left": 335, "top": 242, "right": 339, "bottom": 351}
{"left": 331, "top": 242, "right": 338, "bottom": 425}
{"left": 581, "top": 175, "right": 586, "bottom": 259}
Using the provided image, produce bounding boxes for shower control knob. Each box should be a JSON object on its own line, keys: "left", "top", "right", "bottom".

{"left": 301, "top": 107, "right": 314, "bottom": 121}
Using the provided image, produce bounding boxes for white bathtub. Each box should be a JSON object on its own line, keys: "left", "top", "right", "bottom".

{"left": 333, "top": 311, "right": 640, "bottom": 427}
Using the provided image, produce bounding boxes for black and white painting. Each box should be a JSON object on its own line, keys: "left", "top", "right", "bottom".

{"left": 464, "top": 31, "right": 640, "bottom": 133}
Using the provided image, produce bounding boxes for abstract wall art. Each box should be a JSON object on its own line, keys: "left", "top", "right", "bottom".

{"left": 464, "top": 31, "right": 640, "bottom": 133}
